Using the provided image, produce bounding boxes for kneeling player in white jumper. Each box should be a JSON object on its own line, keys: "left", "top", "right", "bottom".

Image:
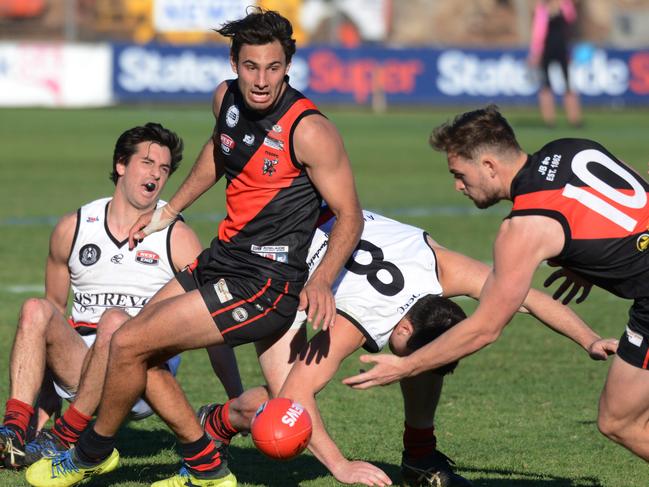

{"left": 0, "top": 123, "right": 242, "bottom": 469}
{"left": 198, "top": 209, "right": 617, "bottom": 486}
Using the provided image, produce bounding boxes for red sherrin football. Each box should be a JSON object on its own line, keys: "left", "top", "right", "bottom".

{"left": 250, "top": 398, "right": 312, "bottom": 460}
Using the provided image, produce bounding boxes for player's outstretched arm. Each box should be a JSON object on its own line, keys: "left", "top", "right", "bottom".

{"left": 294, "top": 115, "right": 363, "bottom": 331}
{"left": 344, "top": 216, "right": 560, "bottom": 389}
{"left": 280, "top": 318, "right": 392, "bottom": 486}
{"left": 520, "top": 288, "right": 618, "bottom": 359}
{"left": 432, "top": 235, "right": 616, "bottom": 360}
{"left": 129, "top": 83, "right": 229, "bottom": 248}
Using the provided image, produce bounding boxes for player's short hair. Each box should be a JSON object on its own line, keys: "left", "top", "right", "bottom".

{"left": 110, "top": 122, "right": 183, "bottom": 185}
{"left": 216, "top": 8, "right": 296, "bottom": 64}
{"left": 405, "top": 295, "right": 467, "bottom": 375}
{"left": 429, "top": 104, "right": 521, "bottom": 161}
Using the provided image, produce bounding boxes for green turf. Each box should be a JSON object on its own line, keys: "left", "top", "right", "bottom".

{"left": 1, "top": 105, "right": 648, "bottom": 485}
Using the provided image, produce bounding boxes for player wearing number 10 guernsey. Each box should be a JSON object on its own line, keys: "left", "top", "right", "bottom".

{"left": 342, "top": 105, "right": 649, "bottom": 464}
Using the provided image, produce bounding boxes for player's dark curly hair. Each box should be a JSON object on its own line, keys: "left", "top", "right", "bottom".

{"left": 110, "top": 122, "right": 183, "bottom": 185}
{"left": 216, "top": 8, "right": 296, "bottom": 64}
{"left": 405, "top": 295, "right": 467, "bottom": 375}
{"left": 429, "top": 104, "right": 522, "bottom": 161}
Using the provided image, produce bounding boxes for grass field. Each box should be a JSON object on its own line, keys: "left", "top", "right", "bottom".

{"left": 1, "top": 105, "right": 648, "bottom": 486}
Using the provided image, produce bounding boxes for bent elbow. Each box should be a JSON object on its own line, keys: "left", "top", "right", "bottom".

{"left": 476, "top": 328, "right": 502, "bottom": 349}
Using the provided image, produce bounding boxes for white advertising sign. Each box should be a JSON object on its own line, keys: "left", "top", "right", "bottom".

{"left": 154, "top": 0, "right": 249, "bottom": 32}
{"left": 0, "top": 43, "right": 112, "bottom": 107}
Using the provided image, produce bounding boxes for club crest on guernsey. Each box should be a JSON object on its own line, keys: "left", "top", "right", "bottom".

{"left": 263, "top": 157, "right": 278, "bottom": 176}
{"left": 226, "top": 105, "right": 239, "bottom": 128}
{"left": 79, "top": 244, "right": 101, "bottom": 266}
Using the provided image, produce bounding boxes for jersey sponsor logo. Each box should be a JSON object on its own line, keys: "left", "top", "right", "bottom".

{"left": 110, "top": 254, "right": 124, "bottom": 264}
{"left": 263, "top": 136, "right": 284, "bottom": 151}
{"left": 243, "top": 133, "right": 255, "bottom": 146}
{"left": 251, "top": 245, "right": 289, "bottom": 263}
{"left": 136, "top": 250, "right": 160, "bottom": 265}
{"left": 214, "top": 278, "right": 233, "bottom": 303}
{"left": 73, "top": 292, "right": 150, "bottom": 312}
{"left": 625, "top": 326, "right": 643, "bottom": 347}
{"left": 225, "top": 105, "right": 239, "bottom": 128}
{"left": 307, "top": 237, "right": 329, "bottom": 271}
{"left": 232, "top": 307, "right": 248, "bottom": 322}
{"left": 79, "top": 244, "right": 101, "bottom": 266}
{"left": 86, "top": 216, "right": 100, "bottom": 223}
{"left": 637, "top": 234, "right": 649, "bottom": 251}
{"left": 398, "top": 293, "right": 424, "bottom": 314}
{"left": 221, "top": 134, "right": 235, "bottom": 155}
{"left": 263, "top": 157, "right": 279, "bottom": 176}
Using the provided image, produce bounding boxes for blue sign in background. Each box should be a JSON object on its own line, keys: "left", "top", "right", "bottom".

{"left": 112, "top": 44, "right": 649, "bottom": 105}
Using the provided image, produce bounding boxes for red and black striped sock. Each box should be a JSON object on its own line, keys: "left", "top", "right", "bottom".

{"left": 52, "top": 405, "right": 91, "bottom": 446}
{"left": 205, "top": 401, "right": 237, "bottom": 445}
{"left": 180, "top": 433, "right": 224, "bottom": 477}
{"left": 3, "top": 398, "right": 34, "bottom": 445}
{"left": 403, "top": 422, "right": 437, "bottom": 459}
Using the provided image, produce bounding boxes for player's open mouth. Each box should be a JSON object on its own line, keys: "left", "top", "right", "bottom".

{"left": 251, "top": 91, "right": 270, "bottom": 102}
{"left": 143, "top": 182, "right": 156, "bottom": 192}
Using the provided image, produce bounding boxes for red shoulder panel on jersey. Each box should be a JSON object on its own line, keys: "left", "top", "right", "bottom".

{"left": 513, "top": 188, "right": 649, "bottom": 239}
{"left": 218, "top": 99, "right": 319, "bottom": 242}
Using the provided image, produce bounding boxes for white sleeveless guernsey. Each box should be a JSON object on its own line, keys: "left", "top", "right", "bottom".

{"left": 68, "top": 197, "right": 176, "bottom": 327}
{"left": 57, "top": 198, "right": 179, "bottom": 417}
{"left": 293, "top": 210, "right": 443, "bottom": 352}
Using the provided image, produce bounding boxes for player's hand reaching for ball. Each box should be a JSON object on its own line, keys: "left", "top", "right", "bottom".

{"left": 331, "top": 459, "right": 392, "bottom": 486}
{"left": 342, "top": 354, "right": 412, "bottom": 389}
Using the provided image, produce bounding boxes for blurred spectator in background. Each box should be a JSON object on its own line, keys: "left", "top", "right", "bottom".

{"left": 528, "top": 0, "right": 582, "bottom": 128}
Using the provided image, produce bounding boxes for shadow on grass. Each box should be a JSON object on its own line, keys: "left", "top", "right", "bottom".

{"left": 222, "top": 445, "right": 331, "bottom": 485}
{"left": 42, "top": 437, "right": 602, "bottom": 487}
{"left": 116, "top": 425, "right": 177, "bottom": 458}
{"left": 463, "top": 466, "right": 603, "bottom": 487}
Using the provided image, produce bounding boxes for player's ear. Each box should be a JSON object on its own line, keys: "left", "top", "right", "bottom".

{"left": 115, "top": 157, "right": 127, "bottom": 177}
{"left": 230, "top": 56, "right": 238, "bottom": 74}
{"left": 482, "top": 156, "right": 497, "bottom": 177}
{"left": 394, "top": 318, "right": 414, "bottom": 337}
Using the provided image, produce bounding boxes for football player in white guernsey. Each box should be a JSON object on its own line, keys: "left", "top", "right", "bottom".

{"left": 196, "top": 209, "right": 618, "bottom": 486}
{"left": 0, "top": 123, "right": 242, "bottom": 470}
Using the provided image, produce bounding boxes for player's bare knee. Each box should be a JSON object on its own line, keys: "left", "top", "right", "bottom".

{"left": 108, "top": 325, "right": 145, "bottom": 365}
{"left": 18, "top": 297, "right": 54, "bottom": 333}
{"left": 95, "top": 308, "right": 130, "bottom": 346}
{"left": 597, "top": 411, "right": 626, "bottom": 442}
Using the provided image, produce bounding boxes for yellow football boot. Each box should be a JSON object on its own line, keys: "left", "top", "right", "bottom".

{"left": 25, "top": 447, "right": 119, "bottom": 487}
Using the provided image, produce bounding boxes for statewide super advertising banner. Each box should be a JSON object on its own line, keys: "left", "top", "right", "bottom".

{"left": 112, "top": 44, "right": 649, "bottom": 105}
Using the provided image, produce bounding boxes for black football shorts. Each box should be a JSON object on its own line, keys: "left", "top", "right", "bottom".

{"left": 176, "top": 251, "right": 301, "bottom": 347}
{"left": 618, "top": 297, "right": 649, "bottom": 369}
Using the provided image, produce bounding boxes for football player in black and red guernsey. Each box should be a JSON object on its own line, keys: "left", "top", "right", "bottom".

{"left": 344, "top": 105, "right": 649, "bottom": 464}
{"left": 26, "top": 8, "right": 363, "bottom": 487}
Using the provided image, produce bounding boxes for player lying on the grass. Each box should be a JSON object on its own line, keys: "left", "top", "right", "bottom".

{"left": 0, "top": 123, "right": 242, "bottom": 469}
{"left": 343, "top": 105, "right": 649, "bottom": 463}
{"left": 198, "top": 209, "right": 617, "bottom": 487}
